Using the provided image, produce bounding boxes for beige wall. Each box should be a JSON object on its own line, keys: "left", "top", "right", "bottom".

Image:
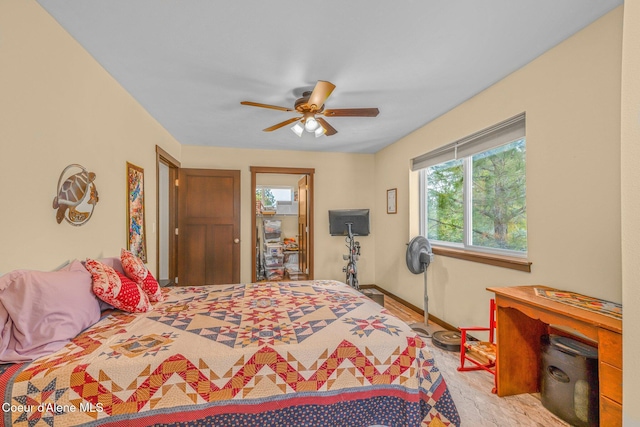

{"left": 0, "top": 0, "right": 182, "bottom": 275}
{"left": 180, "top": 146, "right": 376, "bottom": 284}
{"left": 374, "top": 8, "right": 623, "bottom": 330}
{"left": 621, "top": 1, "right": 640, "bottom": 423}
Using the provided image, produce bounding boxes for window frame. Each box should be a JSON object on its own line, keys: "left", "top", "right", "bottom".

{"left": 416, "top": 115, "right": 531, "bottom": 272}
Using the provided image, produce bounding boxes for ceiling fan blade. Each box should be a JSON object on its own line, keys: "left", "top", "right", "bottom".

{"left": 263, "top": 117, "right": 301, "bottom": 132}
{"left": 307, "top": 81, "right": 336, "bottom": 111}
{"left": 241, "top": 101, "right": 294, "bottom": 112}
{"left": 323, "top": 108, "right": 380, "bottom": 117}
{"left": 316, "top": 117, "right": 338, "bottom": 136}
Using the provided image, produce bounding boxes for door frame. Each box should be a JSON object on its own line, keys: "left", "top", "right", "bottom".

{"left": 250, "top": 166, "right": 315, "bottom": 282}
{"left": 155, "top": 145, "right": 180, "bottom": 285}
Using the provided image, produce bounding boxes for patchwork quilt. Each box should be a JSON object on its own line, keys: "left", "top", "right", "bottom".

{"left": 1, "top": 280, "right": 459, "bottom": 426}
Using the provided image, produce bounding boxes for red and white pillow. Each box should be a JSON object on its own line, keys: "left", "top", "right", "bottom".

{"left": 138, "top": 273, "right": 164, "bottom": 302}
{"left": 120, "top": 249, "right": 164, "bottom": 302}
{"left": 85, "top": 259, "right": 152, "bottom": 313}
{"left": 120, "top": 248, "right": 147, "bottom": 282}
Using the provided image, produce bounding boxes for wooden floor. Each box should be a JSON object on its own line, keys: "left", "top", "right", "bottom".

{"left": 381, "top": 295, "right": 570, "bottom": 427}
{"left": 383, "top": 296, "right": 425, "bottom": 323}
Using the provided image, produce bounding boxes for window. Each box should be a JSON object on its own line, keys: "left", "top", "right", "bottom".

{"left": 256, "top": 186, "right": 293, "bottom": 208}
{"left": 425, "top": 158, "right": 464, "bottom": 244}
{"left": 413, "top": 113, "right": 527, "bottom": 257}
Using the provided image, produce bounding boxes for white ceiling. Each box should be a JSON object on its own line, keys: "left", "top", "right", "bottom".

{"left": 37, "top": 0, "right": 621, "bottom": 154}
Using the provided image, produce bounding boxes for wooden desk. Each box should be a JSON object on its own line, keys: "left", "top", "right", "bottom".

{"left": 487, "top": 286, "right": 622, "bottom": 426}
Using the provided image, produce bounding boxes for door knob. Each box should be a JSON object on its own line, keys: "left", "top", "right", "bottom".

{"left": 234, "top": 238, "right": 240, "bottom": 244}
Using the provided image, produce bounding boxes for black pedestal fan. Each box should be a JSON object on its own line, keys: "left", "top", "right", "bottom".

{"left": 405, "top": 236, "right": 437, "bottom": 337}
{"left": 405, "top": 236, "right": 462, "bottom": 350}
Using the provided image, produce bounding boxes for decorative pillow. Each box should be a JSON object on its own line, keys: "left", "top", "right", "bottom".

{"left": 92, "top": 258, "right": 123, "bottom": 311}
{"left": 120, "top": 249, "right": 148, "bottom": 282}
{"left": 139, "top": 270, "right": 164, "bottom": 302}
{"left": 85, "top": 259, "right": 152, "bottom": 313}
{"left": 97, "top": 257, "right": 126, "bottom": 275}
{"left": 0, "top": 260, "right": 101, "bottom": 363}
{"left": 120, "top": 249, "right": 164, "bottom": 302}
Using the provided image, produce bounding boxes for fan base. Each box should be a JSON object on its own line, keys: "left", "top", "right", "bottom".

{"left": 409, "top": 322, "right": 438, "bottom": 338}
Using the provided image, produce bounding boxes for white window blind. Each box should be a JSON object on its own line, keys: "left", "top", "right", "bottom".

{"left": 411, "top": 112, "right": 526, "bottom": 171}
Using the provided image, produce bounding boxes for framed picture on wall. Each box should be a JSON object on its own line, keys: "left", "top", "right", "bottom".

{"left": 127, "top": 162, "right": 147, "bottom": 262}
{"left": 387, "top": 188, "right": 397, "bottom": 214}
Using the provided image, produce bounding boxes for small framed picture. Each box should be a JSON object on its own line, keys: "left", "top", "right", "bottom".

{"left": 387, "top": 188, "right": 397, "bottom": 214}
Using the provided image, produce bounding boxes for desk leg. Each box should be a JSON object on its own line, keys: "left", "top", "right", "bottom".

{"left": 496, "top": 305, "right": 548, "bottom": 397}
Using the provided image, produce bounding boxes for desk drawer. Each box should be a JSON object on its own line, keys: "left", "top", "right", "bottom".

{"left": 600, "top": 395, "right": 622, "bottom": 427}
{"left": 598, "top": 328, "right": 622, "bottom": 368}
{"left": 600, "top": 362, "right": 622, "bottom": 404}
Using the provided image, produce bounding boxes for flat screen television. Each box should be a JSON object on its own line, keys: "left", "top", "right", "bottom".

{"left": 329, "top": 209, "right": 370, "bottom": 236}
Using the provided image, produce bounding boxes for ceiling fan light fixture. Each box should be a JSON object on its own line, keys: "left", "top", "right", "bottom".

{"left": 291, "top": 122, "right": 304, "bottom": 137}
{"left": 314, "top": 126, "right": 325, "bottom": 138}
{"left": 304, "top": 116, "right": 319, "bottom": 132}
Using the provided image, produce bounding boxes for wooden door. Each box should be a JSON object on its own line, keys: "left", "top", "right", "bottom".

{"left": 178, "top": 169, "right": 240, "bottom": 285}
{"left": 298, "top": 175, "right": 309, "bottom": 276}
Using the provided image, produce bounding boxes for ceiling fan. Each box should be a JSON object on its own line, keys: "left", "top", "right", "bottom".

{"left": 240, "top": 80, "right": 379, "bottom": 137}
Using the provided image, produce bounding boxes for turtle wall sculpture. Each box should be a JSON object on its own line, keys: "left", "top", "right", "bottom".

{"left": 53, "top": 164, "right": 99, "bottom": 226}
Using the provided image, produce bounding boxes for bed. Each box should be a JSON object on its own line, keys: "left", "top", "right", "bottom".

{"left": 1, "top": 279, "right": 459, "bottom": 426}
